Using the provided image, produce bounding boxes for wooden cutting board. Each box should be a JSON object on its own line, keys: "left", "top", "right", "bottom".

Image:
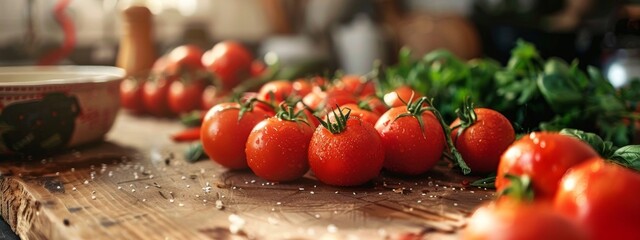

{"left": 0, "top": 112, "right": 494, "bottom": 240}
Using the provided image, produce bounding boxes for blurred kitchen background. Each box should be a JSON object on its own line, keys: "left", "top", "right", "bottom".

{"left": 0, "top": 0, "right": 639, "bottom": 84}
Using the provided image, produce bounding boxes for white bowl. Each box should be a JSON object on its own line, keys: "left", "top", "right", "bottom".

{"left": 0, "top": 66, "right": 125, "bottom": 155}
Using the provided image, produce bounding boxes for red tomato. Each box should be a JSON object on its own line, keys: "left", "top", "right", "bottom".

{"left": 302, "top": 89, "right": 325, "bottom": 111}
{"left": 250, "top": 60, "right": 266, "bottom": 78}
{"left": 463, "top": 201, "right": 588, "bottom": 240}
{"left": 325, "top": 104, "right": 380, "bottom": 127}
{"left": 246, "top": 117, "right": 315, "bottom": 182}
{"left": 150, "top": 55, "right": 169, "bottom": 75}
{"left": 201, "top": 85, "right": 228, "bottom": 111}
{"left": 325, "top": 94, "right": 358, "bottom": 111}
{"left": 554, "top": 158, "right": 640, "bottom": 240}
{"left": 383, "top": 85, "right": 422, "bottom": 108}
{"left": 496, "top": 132, "right": 598, "bottom": 201}
{"left": 143, "top": 76, "right": 175, "bottom": 117}
{"left": 296, "top": 102, "right": 320, "bottom": 128}
{"left": 302, "top": 88, "right": 357, "bottom": 113}
{"left": 257, "top": 80, "right": 293, "bottom": 103}
{"left": 120, "top": 78, "right": 145, "bottom": 114}
{"left": 360, "top": 96, "right": 389, "bottom": 116}
{"left": 292, "top": 79, "right": 312, "bottom": 97}
{"left": 202, "top": 41, "right": 253, "bottom": 90}
{"left": 308, "top": 115, "right": 384, "bottom": 186}
{"left": 168, "top": 80, "right": 205, "bottom": 114}
{"left": 374, "top": 106, "right": 445, "bottom": 175}
{"left": 308, "top": 76, "right": 328, "bottom": 89}
{"left": 200, "top": 102, "right": 270, "bottom": 169}
{"left": 450, "top": 108, "right": 515, "bottom": 174}
{"left": 333, "top": 75, "right": 375, "bottom": 97}
{"left": 164, "top": 44, "right": 205, "bottom": 77}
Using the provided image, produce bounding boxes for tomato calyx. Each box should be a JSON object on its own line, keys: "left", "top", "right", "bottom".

{"left": 237, "top": 97, "right": 272, "bottom": 121}
{"left": 317, "top": 105, "right": 352, "bottom": 134}
{"left": 498, "top": 174, "right": 535, "bottom": 202}
{"left": 393, "top": 94, "right": 428, "bottom": 131}
{"left": 358, "top": 96, "right": 385, "bottom": 112}
{"left": 275, "top": 103, "right": 311, "bottom": 126}
{"left": 452, "top": 97, "right": 478, "bottom": 139}
{"left": 422, "top": 97, "right": 472, "bottom": 175}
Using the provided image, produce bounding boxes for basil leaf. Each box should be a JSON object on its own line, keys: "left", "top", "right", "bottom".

{"left": 559, "top": 128, "right": 617, "bottom": 158}
{"left": 537, "top": 73, "right": 582, "bottom": 112}
{"left": 544, "top": 58, "right": 570, "bottom": 76}
{"left": 470, "top": 175, "right": 496, "bottom": 188}
{"left": 609, "top": 145, "right": 640, "bottom": 171}
{"left": 185, "top": 143, "right": 206, "bottom": 163}
{"left": 180, "top": 111, "right": 203, "bottom": 128}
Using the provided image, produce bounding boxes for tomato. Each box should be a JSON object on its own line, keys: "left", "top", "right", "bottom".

{"left": 202, "top": 41, "right": 253, "bottom": 90}
{"left": 302, "top": 89, "right": 325, "bottom": 111}
{"left": 250, "top": 60, "right": 266, "bottom": 78}
{"left": 201, "top": 85, "right": 227, "bottom": 111}
{"left": 150, "top": 55, "right": 169, "bottom": 75}
{"left": 257, "top": 80, "right": 293, "bottom": 103}
{"left": 296, "top": 102, "right": 320, "bottom": 128}
{"left": 496, "top": 132, "right": 598, "bottom": 201}
{"left": 120, "top": 77, "right": 145, "bottom": 114}
{"left": 168, "top": 79, "right": 205, "bottom": 114}
{"left": 554, "top": 158, "right": 640, "bottom": 240}
{"left": 374, "top": 104, "right": 445, "bottom": 175}
{"left": 200, "top": 102, "right": 270, "bottom": 169}
{"left": 383, "top": 85, "right": 422, "bottom": 108}
{"left": 164, "top": 44, "right": 205, "bottom": 77}
{"left": 302, "top": 88, "right": 357, "bottom": 113}
{"left": 463, "top": 201, "right": 587, "bottom": 240}
{"left": 325, "top": 103, "right": 380, "bottom": 127}
{"left": 308, "top": 76, "right": 328, "bottom": 88}
{"left": 360, "top": 96, "right": 389, "bottom": 116}
{"left": 246, "top": 115, "right": 315, "bottom": 182}
{"left": 292, "top": 79, "right": 312, "bottom": 97}
{"left": 450, "top": 108, "right": 515, "bottom": 174}
{"left": 333, "top": 75, "right": 375, "bottom": 97}
{"left": 143, "top": 76, "right": 175, "bottom": 117}
{"left": 308, "top": 111, "right": 384, "bottom": 186}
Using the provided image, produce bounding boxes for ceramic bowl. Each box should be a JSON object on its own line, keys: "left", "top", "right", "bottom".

{"left": 0, "top": 66, "right": 125, "bottom": 155}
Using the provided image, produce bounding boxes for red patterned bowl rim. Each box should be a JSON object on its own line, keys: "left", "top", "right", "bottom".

{"left": 0, "top": 66, "right": 125, "bottom": 87}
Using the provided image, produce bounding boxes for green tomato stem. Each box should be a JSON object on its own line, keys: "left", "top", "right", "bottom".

{"left": 423, "top": 97, "right": 471, "bottom": 175}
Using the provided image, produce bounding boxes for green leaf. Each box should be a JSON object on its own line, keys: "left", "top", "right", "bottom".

{"left": 399, "top": 47, "right": 412, "bottom": 66}
{"left": 511, "top": 40, "right": 539, "bottom": 60}
{"left": 499, "top": 174, "right": 534, "bottom": 202}
{"left": 185, "top": 143, "right": 206, "bottom": 163}
{"left": 559, "top": 128, "right": 617, "bottom": 158}
{"left": 587, "top": 66, "right": 616, "bottom": 95}
{"left": 609, "top": 145, "right": 640, "bottom": 171}
{"left": 537, "top": 73, "right": 583, "bottom": 112}
{"left": 544, "top": 58, "right": 571, "bottom": 76}
{"left": 507, "top": 40, "right": 540, "bottom": 72}
{"left": 619, "top": 80, "right": 640, "bottom": 102}
{"left": 470, "top": 175, "right": 496, "bottom": 188}
{"left": 180, "top": 111, "right": 203, "bottom": 128}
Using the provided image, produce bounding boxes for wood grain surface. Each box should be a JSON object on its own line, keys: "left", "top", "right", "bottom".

{"left": 0, "top": 112, "right": 494, "bottom": 240}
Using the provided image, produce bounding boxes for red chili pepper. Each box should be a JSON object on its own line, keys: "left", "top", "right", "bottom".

{"left": 171, "top": 127, "right": 201, "bottom": 142}
{"left": 38, "top": 0, "right": 75, "bottom": 65}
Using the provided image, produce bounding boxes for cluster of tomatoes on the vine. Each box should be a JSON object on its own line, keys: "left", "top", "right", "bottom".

{"left": 462, "top": 132, "right": 640, "bottom": 240}
{"left": 119, "top": 41, "right": 266, "bottom": 117}
{"left": 198, "top": 73, "right": 517, "bottom": 186}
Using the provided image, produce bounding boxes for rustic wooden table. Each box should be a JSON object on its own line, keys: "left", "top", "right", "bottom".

{"left": 0, "top": 112, "right": 493, "bottom": 240}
